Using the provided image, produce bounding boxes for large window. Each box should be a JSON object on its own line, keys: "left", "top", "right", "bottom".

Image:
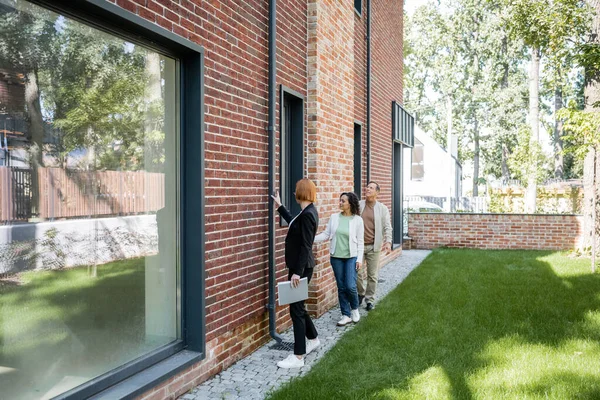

{"left": 0, "top": 1, "right": 204, "bottom": 398}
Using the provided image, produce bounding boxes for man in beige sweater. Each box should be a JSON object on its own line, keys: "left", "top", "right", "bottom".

{"left": 358, "top": 181, "right": 393, "bottom": 311}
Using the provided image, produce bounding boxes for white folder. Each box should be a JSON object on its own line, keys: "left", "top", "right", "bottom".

{"left": 277, "top": 278, "right": 309, "bottom": 306}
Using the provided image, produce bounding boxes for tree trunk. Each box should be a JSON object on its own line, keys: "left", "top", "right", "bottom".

{"left": 24, "top": 69, "right": 44, "bottom": 218}
{"left": 585, "top": 0, "right": 600, "bottom": 109}
{"left": 501, "top": 35, "right": 509, "bottom": 89}
{"left": 501, "top": 143, "right": 510, "bottom": 180}
{"left": 525, "top": 47, "right": 540, "bottom": 213}
{"left": 145, "top": 52, "right": 162, "bottom": 172}
{"left": 86, "top": 126, "right": 95, "bottom": 171}
{"left": 582, "top": 0, "right": 600, "bottom": 265}
{"left": 584, "top": 149, "right": 595, "bottom": 251}
{"left": 417, "top": 70, "right": 429, "bottom": 112}
{"left": 593, "top": 150, "right": 597, "bottom": 273}
{"left": 554, "top": 86, "right": 564, "bottom": 179}
{"left": 473, "top": 121, "right": 480, "bottom": 197}
{"left": 446, "top": 96, "right": 453, "bottom": 211}
{"left": 500, "top": 35, "right": 510, "bottom": 181}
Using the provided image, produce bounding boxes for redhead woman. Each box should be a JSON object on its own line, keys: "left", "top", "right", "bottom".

{"left": 271, "top": 178, "right": 320, "bottom": 368}
{"left": 314, "top": 192, "right": 364, "bottom": 326}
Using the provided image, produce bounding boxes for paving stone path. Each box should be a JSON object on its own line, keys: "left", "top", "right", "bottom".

{"left": 182, "top": 250, "right": 431, "bottom": 400}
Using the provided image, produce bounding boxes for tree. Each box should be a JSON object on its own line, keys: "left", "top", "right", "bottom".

{"left": 405, "top": 0, "right": 528, "bottom": 196}
{"left": 0, "top": 0, "right": 164, "bottom": 226}
{"left": 45, "top": 20, "right": 150, "bottom": 171}
{"left": 559, "top": 0, "right": 600, "bottom": 271}
{"left": 0, "top": 1, "right": 57, "bottom": 216}
{"left": 499, "top": 0, "right": 590, "bottom": 212}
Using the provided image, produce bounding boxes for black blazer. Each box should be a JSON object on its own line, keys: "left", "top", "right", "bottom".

{"left": 277, "top": 203, "right": 319, "bottom": 276}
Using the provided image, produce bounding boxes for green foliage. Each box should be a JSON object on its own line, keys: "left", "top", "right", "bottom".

{"left": 405, "top": 0, "right": 592, "bottom": 186}
{"left": 489, "top": 188, "right": 515, "bottom": 212}
{"left": 576, "top": 41, "right": 600, "bottom": 87}
{"left": 499, "top": 0, "right": 590, "bottom": 52}
{"left": 0, "top": 1, "right": 167, "bottom": 172}
{"left": 559, "top": 103, "right": 600, "bottom": 160}
{"left": 405, "top": 0, "right": 531, "bottom": 187}
{"left": 508, "top": 126, "right": 552, "bottom": 183}
{"left": 489, "top": 186, "right": 582, "bottom": 213}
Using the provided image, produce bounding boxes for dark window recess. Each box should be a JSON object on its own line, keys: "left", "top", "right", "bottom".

{"left": 354, "top": 0, "right": 362, "bottom": 14}
{"left": 411, "top": 138, "right": 424, "bottom": 181}
{"left": 392, "top": 142, "right": 403, "bottom": 245}
{"left": 354, "top": 123, "right": 362, "bottom": 197}
{"left": 280, "top": 88, "right": 304, "bottom": 220}
{"left": 392, "top": 101, "right": 414, "bottom": 245}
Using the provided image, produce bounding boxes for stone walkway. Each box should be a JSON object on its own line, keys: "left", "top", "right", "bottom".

{"left": 182, "top": 250, "right": 431, "bottom": 400}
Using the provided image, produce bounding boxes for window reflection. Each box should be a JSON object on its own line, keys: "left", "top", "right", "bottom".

{"left": 411, "top": 138, "right": 424, "bottom": 181}
{"left": 0, "top": 1, "right": 179, "bottom": 398}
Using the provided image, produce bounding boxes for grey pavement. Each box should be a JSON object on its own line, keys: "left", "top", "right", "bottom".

{"left": 183, "top": 250, "right": 431, "bottom": 400}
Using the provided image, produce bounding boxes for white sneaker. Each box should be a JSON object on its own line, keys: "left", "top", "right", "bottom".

{"left": 351, "top": 309, "right": 360, "bottom": 323}
{"left": 306, "top": 338, "right": 321, "bottom": 355}
{"left": 277, "top": 354, "right": 304, "bottom": 369}
{"left": 337, "top": 315, "right": 352, "bottom": 326}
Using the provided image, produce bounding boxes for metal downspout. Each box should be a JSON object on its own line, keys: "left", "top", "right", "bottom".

{"left": 267, "top": 0, "right": 283, "bottom": 344}
{"left": 366, "top": 0, "right": 372, "bottom": 182}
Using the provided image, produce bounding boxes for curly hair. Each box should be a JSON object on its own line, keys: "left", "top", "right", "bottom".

{"left": 341, "top": 192, "right": 360, "bottom": 216}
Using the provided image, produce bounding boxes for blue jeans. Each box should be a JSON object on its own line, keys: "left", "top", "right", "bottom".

{"left": 330, "top": 257, "right": 359, "bottom": 317}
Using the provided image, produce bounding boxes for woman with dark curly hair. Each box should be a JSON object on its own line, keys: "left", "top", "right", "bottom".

{"left": 314, "top": 192, "right": 364, "bottom": 326}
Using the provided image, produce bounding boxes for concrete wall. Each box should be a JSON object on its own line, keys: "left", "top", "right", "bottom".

{"left": 0, "top": 215, "right": 158, "bottom": 274}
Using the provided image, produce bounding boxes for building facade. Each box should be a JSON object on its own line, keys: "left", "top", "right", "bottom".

{"left": 0, "top": 1, "right": 406, "bottom": 399}
{"left": 403, "top": 125, "right": 462, "bottom": 201}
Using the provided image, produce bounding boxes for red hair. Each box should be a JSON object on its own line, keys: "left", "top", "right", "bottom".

{"left": 295, "top": 178, "right": 317, "bottom": 202}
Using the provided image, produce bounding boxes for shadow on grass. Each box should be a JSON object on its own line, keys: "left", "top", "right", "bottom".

{"left": 0, "top": 257, "right": 155, "bottom": 399}
{"left": 268, "top": 249, "right": 600, "bottom": 400}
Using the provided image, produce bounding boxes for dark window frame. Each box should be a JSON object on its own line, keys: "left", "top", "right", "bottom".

{"left": 25, "top": 1, "right": 206, "bottom": 398}
{"left": 354, "top": 121, "right": 363, "bottom": 197}
{"left": 279, "top": 85, "right": 305, "bottom": 224}
{"left": 354, "top": 0, "right": 363, "bottom": 16}
{"left": 392, "top": 102, "right": 414, "bottom": 248}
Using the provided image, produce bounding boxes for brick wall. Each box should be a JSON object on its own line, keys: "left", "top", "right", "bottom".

{"left": 370, "top": 0, "right": 403, "bottom": 208}
{"left": 408, "top": 213, "right": 584, "bottom": 250}
{"left": 98, "top": 0, "right": 405, "bottom": 399}
{"left": 102, "top": 1, "right": 292, "bottom": 398}
{"left": 306, "top": 0, "right": 356, "bottom": 316}
{"left": 273, "top": 0, "right": 309, "bottom": 333}
{"left": 354, "top": 3, "right": 367, "bottom": 199}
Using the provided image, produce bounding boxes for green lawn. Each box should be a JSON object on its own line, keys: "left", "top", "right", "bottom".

{"left": 268, "top": 249, "right": 600, "bottom": 400}
{"left": 0, "top": 258, "right": 165, "bottom": 399}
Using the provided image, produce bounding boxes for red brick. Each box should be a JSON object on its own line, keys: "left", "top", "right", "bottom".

{"left": 408, "top": 213, "right": 583, "bottom": 251}
{"left": 103, "top": 0, "right": 405, "bottom": 398}
{"left": 116, "top": 0, "right": 137, "bottom": 13}
{"left": 138, "top": 7, "right": 156, "bottom": 22}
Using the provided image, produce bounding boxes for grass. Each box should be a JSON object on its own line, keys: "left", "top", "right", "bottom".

{"left": 0, "top": 257, "right": 169, "bottom": 399}
{"left": 267, "top": 249, "right": 600, "bottom": 400}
